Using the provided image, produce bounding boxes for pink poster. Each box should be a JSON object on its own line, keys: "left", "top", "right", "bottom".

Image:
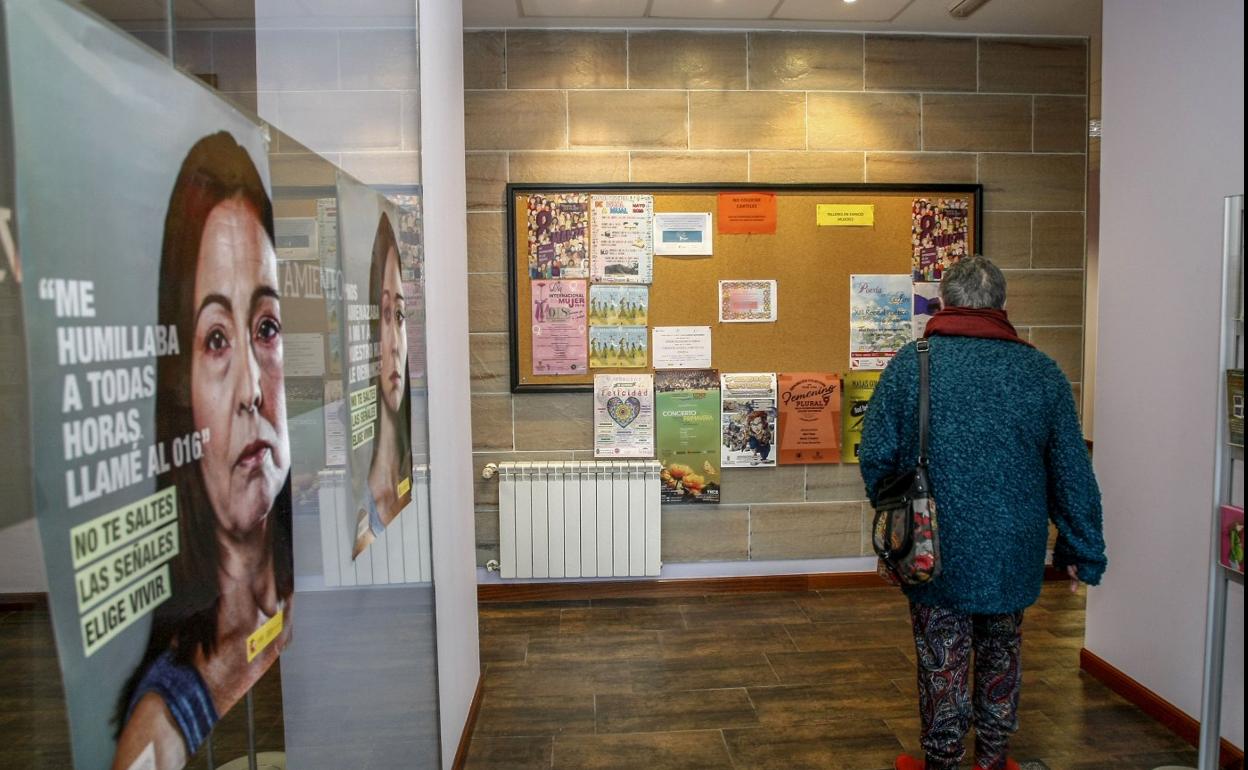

{"left": 532, "top": 279, "right": 588, "bottom": 375}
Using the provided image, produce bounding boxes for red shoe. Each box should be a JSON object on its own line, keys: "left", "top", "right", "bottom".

{"left": 976, "top": 761, "right": 1022, "bottom": 770}
{"left": 894, "top": 757, "right": 925, "bottom": 770}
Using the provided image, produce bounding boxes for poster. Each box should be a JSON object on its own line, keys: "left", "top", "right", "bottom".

{"left": 390, "top": 192, "right": 429, "bottom": 391}
{"left": 720, "top": 279, "right": 777, "bottom": 323}
{"left": 913, "top": 282, "right": 942, "bottom": 338}
{"left": 590, "top": 326, "right": 647, "bottom": 368}
{"left": 283, "top": 332, "right": 327, "bottom": 377}
{"left": 655, "top": 370, "right": 721, "bottom": 504}
{"left": 594, "top": 374, "right": 655, "bottom": 458}
{"left": 324, "top": 380, "right": 346, "bottom": 468}
{"left": 1221, "top": 505, "right": 1245, "bottom": 573}
{"left": 1228, "top": 369, "right": 1244, "bottom": 447}
{"left": 850, "top": 274, "right": 912, "bottom": 370}
{"left": 652, "top": 326, "right": 712, "bottom": 369}
{"left": 337, "top": 174, "right": 416, "bottom": 561}
{"left": 589, "top": 284, "right": 648, "bottom": 327}
{"left": 590, "top": 194, "right": 653, "bottom": 283}
{"left": 842, "top": 371, "right": 882, "bottom": 464}
{"left": 6, "top": 3, "right": 292, "bottom": 766}
{"left": 526, "top": 192, "right": 589, "bottom": 279}
{"left": 720, "top": 373, "right": 778, "bottom": 468}
{"left": 777, "top": 372, "right": 842, "bottom": 465}
{"left": 654, "top": 212, "right": 713, "bottom": 256}
{"left": 911, "top": 197, "right": 969, "bottom": 281}
{"left": 531, "top": 279, "right": 588, "bottom": 375}
{"left": 717, "top": 192, "right": 777, "bottom": 234}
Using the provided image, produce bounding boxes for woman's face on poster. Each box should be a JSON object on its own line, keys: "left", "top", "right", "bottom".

{"left": 191, "top": 197, "right": 290, "bottom": 536}
{"left": 379, "top": 245, "right": 407, "bottom": 415}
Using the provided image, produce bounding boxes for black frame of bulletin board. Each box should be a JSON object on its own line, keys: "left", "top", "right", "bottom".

{"left": 506, "top": 182, "right": 984, "bottom": 393}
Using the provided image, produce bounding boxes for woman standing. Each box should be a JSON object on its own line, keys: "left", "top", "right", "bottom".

{"left": 860, "top": 256, "right": 1107, "bottom": 770}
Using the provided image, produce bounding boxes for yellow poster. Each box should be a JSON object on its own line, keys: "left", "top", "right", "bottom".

{"left": 842, "top": 371, "right": 882, "bottom": 464}
{"left": 817, "top": 204, "right": 875, "bottom": 227}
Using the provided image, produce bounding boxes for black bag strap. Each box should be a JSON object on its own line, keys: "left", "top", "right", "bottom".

{"left": 916, "top": 339, "right": 930, "bottom": 466}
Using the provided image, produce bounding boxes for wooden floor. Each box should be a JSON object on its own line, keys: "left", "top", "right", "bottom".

{"left": 0, "top": 585, "right": 1204, "bottom": 769}
{"left": 467, "top": 583, "right": 1199, "bottom": 770}
{"left": 0, "top": 601, "right": 284, "bottom": 769}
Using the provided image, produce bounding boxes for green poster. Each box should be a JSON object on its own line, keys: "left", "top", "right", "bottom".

{"left": 842, "top": 371, "right": 882, "bottom": 464}
{"left": 655, "top": 369, "right": 720, "bottom": 504}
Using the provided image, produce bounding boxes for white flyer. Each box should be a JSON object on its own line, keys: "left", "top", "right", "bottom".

{"left": 652, "top": 326, "right": 713, "bottom": 369}
{"left": 654, "top": 212, "right": 713, "bottom": 256}
{"left": 591, "top": 194, "right": 654, "bottom": 283}
{"left": 283, "top": 332, "right": 327, "bottom": 377}
{"left": 594, "top": 374, "right": 656, "bottom": 458}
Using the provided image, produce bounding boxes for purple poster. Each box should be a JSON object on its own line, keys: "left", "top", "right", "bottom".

{"left": 532, "top": 279, "right": 588, "bottom": 375}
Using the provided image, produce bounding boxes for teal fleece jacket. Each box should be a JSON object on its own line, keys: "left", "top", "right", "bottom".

{"left": 859, "top": 337, "right": 1107, "bottom": 614}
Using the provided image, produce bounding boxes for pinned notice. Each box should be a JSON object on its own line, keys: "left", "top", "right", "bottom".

{"left": 718, "top": 192, "right": 777, "bottom": 234}
{"left": 817, "top": 204, "right": 875, "bottom": 227}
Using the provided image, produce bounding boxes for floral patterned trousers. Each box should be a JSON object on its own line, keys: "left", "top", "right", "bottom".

{"left": 908, "top": 603, "right": 1024, "bottom": 770}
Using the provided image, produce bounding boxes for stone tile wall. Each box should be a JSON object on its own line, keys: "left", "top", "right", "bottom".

{"left": 464, "top": 30, "right": 1089, "bottom": 567}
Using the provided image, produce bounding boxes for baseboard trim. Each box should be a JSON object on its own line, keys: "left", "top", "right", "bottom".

{"left": 450, "top": 674, "right": 485, "bottom": 770}
{"left": 0, "top": 591, "right": 48, "bottom": 611}
{"left": 478, "top": 566, "right": 1070, "bottom": 603}
{"left": 478, "top": 571, "right": 891, "bottom": 602}
{"left": 1079, "top": 648, "right": 1244, "bottom": 768}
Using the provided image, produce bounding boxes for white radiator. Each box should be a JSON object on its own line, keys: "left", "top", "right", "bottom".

{"left": 317, "top": 464, "right": 434, "bottom": 587}
{"left": 493, "top": 460, "right": 662, "bottom": 579}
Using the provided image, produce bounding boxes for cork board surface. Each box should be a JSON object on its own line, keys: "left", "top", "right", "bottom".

{"left": 511, "top": 185, "right": 980, "bottom": 391}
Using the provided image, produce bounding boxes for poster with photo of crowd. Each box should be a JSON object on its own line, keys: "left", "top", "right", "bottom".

{"left": 526, "top": 192, "right": 589, "bottom": 280}
{"left": 911, "top": 197, "right": 969, "bottom": 281}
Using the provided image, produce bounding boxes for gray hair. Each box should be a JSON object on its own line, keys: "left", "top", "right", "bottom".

{"left": 940, "top": 256, "right": 1007, "bottom": 310}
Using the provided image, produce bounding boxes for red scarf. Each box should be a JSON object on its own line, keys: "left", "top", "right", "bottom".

{"left": 923, "top": 306, "right": 1032, "bottom": 347}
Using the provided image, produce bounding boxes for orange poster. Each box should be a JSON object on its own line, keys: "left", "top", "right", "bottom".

{"left": 777, "top": 372, "right": 842, "bottom": 464}
{"left": 717, "top": 192, "right": 777, "bottom": 234}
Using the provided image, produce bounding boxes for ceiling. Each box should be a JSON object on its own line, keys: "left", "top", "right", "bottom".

{"left": 465, "top": 0, "right": 1102, "bottom": 36}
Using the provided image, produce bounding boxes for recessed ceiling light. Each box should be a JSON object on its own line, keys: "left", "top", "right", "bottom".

{"left": 843, "top": 0, "right": 858, "bottom": 4}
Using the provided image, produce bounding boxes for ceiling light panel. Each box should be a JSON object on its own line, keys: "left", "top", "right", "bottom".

{"left": 774, "top": 0, "right": 915, "bottom": 22}
{"left": 649, "top": 0, "right": 783, "bottom": 20}
{"left": 521, "top": 0, "right": 650, "bottom": 18}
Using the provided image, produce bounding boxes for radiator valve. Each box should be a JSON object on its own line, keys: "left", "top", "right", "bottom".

{"left": 485, "top": 559, "right": 500, "bottom": 572}
{"left": 481, "top": 463, "right": 499, "bottom": 480}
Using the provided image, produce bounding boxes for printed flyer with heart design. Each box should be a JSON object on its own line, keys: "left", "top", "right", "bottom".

{"left": 593, "top": 374, "right": 655, "bottom": 458}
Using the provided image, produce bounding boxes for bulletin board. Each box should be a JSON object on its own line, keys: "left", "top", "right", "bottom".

{"left": 508, "top": 183, "right": 983, "bottom": 392}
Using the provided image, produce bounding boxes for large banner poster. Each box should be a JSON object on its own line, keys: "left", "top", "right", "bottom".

{"left": 0, "top": 0, "right": 33, "bottom": 534}
{"left": 336, "top": 174, "right": 417, "bottom": 560}
{"left": 6, "top": 2, "right": 292, "bottom": 768}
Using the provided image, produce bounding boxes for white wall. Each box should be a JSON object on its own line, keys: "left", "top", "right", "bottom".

{"left": 419, "top": 2, "right": 481, "bottom": 767}
{"left": 1089, "top": 0, "right": 1244, "bottom": 751}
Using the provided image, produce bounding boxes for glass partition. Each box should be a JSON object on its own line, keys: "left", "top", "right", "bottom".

{"left": 1, "top": 1, "right": 439, "bottom": 767}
